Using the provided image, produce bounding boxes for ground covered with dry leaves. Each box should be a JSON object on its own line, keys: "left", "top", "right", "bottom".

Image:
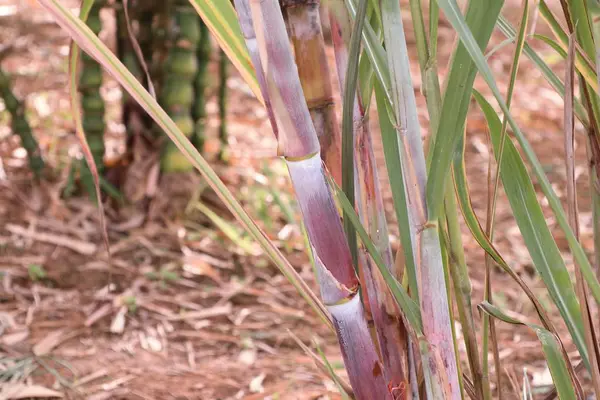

{"left": 0, "top": 1, "right": 597, "bottom": 399}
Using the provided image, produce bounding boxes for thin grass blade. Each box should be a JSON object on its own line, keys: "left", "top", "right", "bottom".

{"left": 474, "top": 90, "right": 589, "bottom": 369}
{"left": 496, "top": 15, "right": 589, "bottom": 127}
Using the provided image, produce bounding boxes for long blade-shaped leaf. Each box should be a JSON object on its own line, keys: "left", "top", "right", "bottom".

{"left": 474, "top": 90, "right": 589, "bottom": 368}
{"left": 479, "top": 302, "right": 578, "bottom": 400}
{"left": 341, "top": 0, "right": 368, "bottom": 269}
{"left": 426, "top": 0, "right": 503, "bottom": 219}
{"left": 38, "top": 0, "right": 332, "bottom": 333}
{"left": 496, "top": 15, "right": 589, "bottom": 127}
{"left": 438, "top": 0, "right": 600, "bottom": 317}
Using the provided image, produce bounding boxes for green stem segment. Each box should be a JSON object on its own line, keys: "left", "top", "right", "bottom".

{"left": 218, "top": 48, "right": 228, "bottom": 161}
{"left": 160, "top": 0, "right": 200, "bottom": 171}
{"left": 80, "top": 2, "right": 105, "bottom": 192}
{"left": 193, "top": 19, "right": 211, "bottom": 152}
{"left": 0, "top": 67, "right": 44, "bottom": 177}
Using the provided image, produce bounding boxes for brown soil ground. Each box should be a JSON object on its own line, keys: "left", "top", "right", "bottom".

{"left": 0, "top": 1, "right": 595, "bottom": 399}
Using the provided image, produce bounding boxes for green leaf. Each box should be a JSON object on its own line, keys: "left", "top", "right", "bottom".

{"left": 479, "top": 301, "right": 577, "bottom": 400}
{"left": 496, "top": 16, "right": 589, "bottom": 127}
{"left": 374, "top": 81, "right": 419, "bottom": 299}
{"left": 344, "top": 0, "right": 393, "bottom": 107}
{"left": 532, "top": 33, "right": 598, "bottom": 94}
{"left": 341, "top": 0, "right": 369, "bottom": 270}
{"left": 474, "top": 90, "right": 589, "bottom": 368}
{"left": 437, "top": 0, "right": 600, "bottom": 333}
{"left": 426, "top": 0, "right": 503, "bottom": 219}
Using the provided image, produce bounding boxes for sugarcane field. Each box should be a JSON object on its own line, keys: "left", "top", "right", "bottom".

{"left": 2, "top": 0, "right": 600, "bottom": 399}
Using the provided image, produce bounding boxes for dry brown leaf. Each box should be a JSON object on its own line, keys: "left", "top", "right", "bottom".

{"left": 1, "top": 329, "right": 29, "bottom": 346}
{"left": 166, "top": 303, "right": 232, "bottom": 321}
{"left": 0, "top": 383, "right": 63, "bottom": 399}
{"left": 33, "top": 328, "right": 66, "bottom": 356}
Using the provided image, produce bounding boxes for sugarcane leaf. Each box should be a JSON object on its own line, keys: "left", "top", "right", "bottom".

{"left": 474, "top": 90, "right": 589, "bottom": 368}
{"left": 187, "top": 0, "right": 262, "bottom": 104}
{"left": 426, "top": 0, "right": 503, "bottom": 219}
{"left": 533, "top": 33, "right": 598, "bottom": 94}
{"left": 496, "top": 15, "right": 589, "bottom": 127}
{"left": 39, "top": 0, "right": 333, "bottom": 332}
{"left": 68, "top": 0, "right": 109, "bottom": 253}
{"left": 341, "top": 0, "right": 368, "bottom": 271}
{"left": 438, "top": 0, "right": 600, "bottom": 326}
{"left": 373, "top": 81, "right": 419, "bottom": 300}
{"left": 564, "top": 35, "right": 600, "bottom": 397}
{"left": 344, "top": 0, "right": 393, "bottom": 107}
{"left": 479, "top": 302, "right": 577, "bottom": 400}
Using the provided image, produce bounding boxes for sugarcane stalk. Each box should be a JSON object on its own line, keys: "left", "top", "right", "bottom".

{"left": 408, "top": 0, "right": 485, "bottom": 397}
{"left": 238, "top": 1, "right": 391, "bottom": 397}
{"left": 0, "top": 67, "right": 44, "bottom": 177}
{"left": 326, "top": 3, "right": 409, "bottom": 394}
{"left": 379, "top": 0, "right": 461, "bottom": 396}
{"left": 282, "top": 0, "right": 342, "bottom": 185}
{"left": 160, "top": 0, "right": 200, "bottom": 171}
{"left": 192, "top": 19, "right": 211, "bottom": 152}
{"left": 218, "top": 48, "right": 229, "bottom": 161}
{"left": 79, "top": 1, "right": 105, "bottom": 184}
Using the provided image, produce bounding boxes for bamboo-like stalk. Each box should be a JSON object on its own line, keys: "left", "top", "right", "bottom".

{"left": 79, "top": 2, "right": 105, "bottom": 181}
{"left": 239, "top": 1, "right": 391, "bottom": 397}
{"left": 0, "top": 67, "right": 44, "bottom": 177}
{"left": 160, "top": 0, "right": 200, "bottom": 171}
{"left": 192, "top": 19, "right": 211, "bottom": 152}
{"left": 218, "top": 48, "right": 229, "bottom": 161}
{"left": 282, "top": 0, "right": 342, "bottom": 185}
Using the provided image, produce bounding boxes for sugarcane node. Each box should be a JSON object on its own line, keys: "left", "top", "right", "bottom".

{"left": 280, "top": 0, "right": 320, "bottom": 8}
